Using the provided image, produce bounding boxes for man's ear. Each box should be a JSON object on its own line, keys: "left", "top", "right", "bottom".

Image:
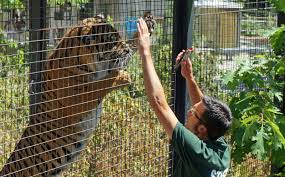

{"left": 197, "top": 124, "right": 207, "bottom": 134}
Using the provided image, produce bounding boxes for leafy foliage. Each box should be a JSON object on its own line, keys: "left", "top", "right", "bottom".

{"left": 221, "top": 1, "right": 285, "bottom": 174}
{"left": 269, "top": 0, "right": 285, "bottom": 12}
{"left": 223, "top": 56, "right": 285, "bottom": 167}
{"left": 0, "top": 30, "right": 26, "bottom": 77}
{"left": 0, "top": 0, "right": 23, "bottom": 9}
{"left": 223, "top": 31, "right": 285, "bottom": 176}
{"left": 270, "top": 25, "right": 285, "bottom": 55}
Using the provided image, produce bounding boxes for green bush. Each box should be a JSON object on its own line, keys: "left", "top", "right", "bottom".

{"left": 222, "top": 24, "right": 285, "bottom": 177}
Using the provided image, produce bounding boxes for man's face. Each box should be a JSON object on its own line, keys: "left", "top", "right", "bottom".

{"left": 185, "top": 101, "right": 208, "bottom": 139}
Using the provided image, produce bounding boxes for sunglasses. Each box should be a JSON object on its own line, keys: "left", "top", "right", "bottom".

{"left": 188, "top": 108, "right": 207, "bottom": 125}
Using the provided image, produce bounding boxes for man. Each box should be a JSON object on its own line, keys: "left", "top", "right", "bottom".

{"left": 136, "top": 18, "right": 232, "bottom": 177}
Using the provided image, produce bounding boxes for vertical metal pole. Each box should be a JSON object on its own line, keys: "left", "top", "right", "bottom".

{"left": 29, "top": 0, "right": 46, "bottom": 116}
{"left": 170, "top": 0, "right": 194, "bottom": 176}
{"left": 277, "top": 12, "right": 285, "bottom": 114}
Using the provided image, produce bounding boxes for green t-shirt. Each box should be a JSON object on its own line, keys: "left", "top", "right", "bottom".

{"left": 171, "top": 122, "right": 230, "bottom": 177}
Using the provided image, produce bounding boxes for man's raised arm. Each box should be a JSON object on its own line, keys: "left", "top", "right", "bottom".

{"left": 137, "top": 18, "right": 178, "bottom": 139}
{"left": 177, "top": 52, "right": 203, "bottom": 105}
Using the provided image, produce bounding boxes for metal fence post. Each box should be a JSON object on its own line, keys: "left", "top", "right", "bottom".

{"left": 29, "top": 0, "right": 46, "bottom": 115}
{"left": 170, "top": 0, "right": 194, "bottom": 176}
{"left": 277, "top": 12, "right": 285, "bottom": 114}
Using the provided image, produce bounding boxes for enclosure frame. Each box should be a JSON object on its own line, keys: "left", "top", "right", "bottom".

{"left": 29, "top": 0, "right": 47, "bottom": 116}
{"left": 171, "top": 0, "right": 193, "bottom": 175}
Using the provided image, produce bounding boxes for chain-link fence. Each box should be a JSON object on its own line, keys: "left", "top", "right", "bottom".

{"left": 192, "top": 0, "right": 277, "bottom": 176}
{"left": 0, "top": 0, "right": 279, "bottom": 176}
{"left": 0, "top": 0, "right": 173, "bottom": 176}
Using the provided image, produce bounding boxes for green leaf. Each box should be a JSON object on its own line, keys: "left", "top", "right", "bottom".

{"left": 266, "top": 107, "right": 283, "bottom": 115}
{"left": 235, "top": 94, "right": 255, "bottom": 105}
{"left": 241, "top": 105, "right": 259, "bottom": 114}
{"left": 222, "top": 71, "right": 235, "bottom": 85}
{"left": 268, "top": 120, "right": 285, "bottom": 148}
{"left": 251, "top": 130, "right": 267, "bottom": 160}
{"left": 238, "top": 64, "right": 252, "bottom": 75}
{"left": 242, "top": 121, "right": 258, "bottom": 144}
{"left": 241, "top": 115, "right": 260, "bottom": 125}
{"left": 269, "top": 25, "right": 285, "bottom": 55}
{"left": 273, "top": 91, "right": 283, "bottom": 102}
{"left": 271, "top": 149, "right": 285, "bottom": 170}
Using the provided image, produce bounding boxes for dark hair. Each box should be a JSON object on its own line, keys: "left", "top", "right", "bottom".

{"left": 201, "top": 96, "right": 232, "bottom": 140}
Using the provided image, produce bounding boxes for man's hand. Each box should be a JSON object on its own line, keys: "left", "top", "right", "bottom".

{"left": 177, "top": 50, "right": 203, "bottom": 104}
{"left": 176, "top": 50, "right": 194, "bottom": 79}
{"left": 137, "top": 18, "right": 151, "bottom": 58}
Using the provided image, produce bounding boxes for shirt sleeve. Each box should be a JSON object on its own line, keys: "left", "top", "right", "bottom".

{"left": 171, "top": 122, "right": 228, "bottom": 168}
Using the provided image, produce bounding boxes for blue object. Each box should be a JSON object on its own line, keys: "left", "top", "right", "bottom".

{"left": 126, "top": 17, "right": 138, "bottom": 38}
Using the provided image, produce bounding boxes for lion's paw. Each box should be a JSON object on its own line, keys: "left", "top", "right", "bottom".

{"left": 116, "top": 70, "right": 132, "bottom": 84}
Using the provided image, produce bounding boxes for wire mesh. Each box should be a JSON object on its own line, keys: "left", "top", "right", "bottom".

{"left": 0, "top": 0, "right": 280, "bottom": 176}
{"left": 192, "top": 0, "right": 276, "bottom": 176}
{"left": 0, "top": 0, "right": 173, "bottom": 176}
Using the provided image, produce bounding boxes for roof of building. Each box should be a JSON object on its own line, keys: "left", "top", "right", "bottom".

{"left": 194, "top": 0, "right": 243, "bottom": 9}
